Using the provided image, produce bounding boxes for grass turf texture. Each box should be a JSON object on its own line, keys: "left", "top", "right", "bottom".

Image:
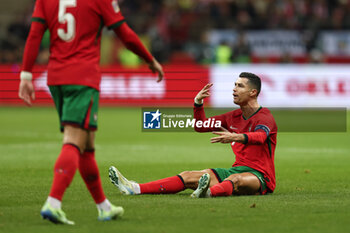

{"left": 0, "top": 107, "right": 349, "bottom": 233}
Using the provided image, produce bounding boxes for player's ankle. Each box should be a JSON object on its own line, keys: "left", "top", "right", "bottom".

{"left": 47, "top": 196, "right": 62, "bottom": 209}
{"left": 206, "top": 189, "right": 212, "bottom": 198}
{"left": 132, "top": 183, "right": 141, "bottom": 194}
{"left": 97, "top": 199, "right": 112, "bottom": 212}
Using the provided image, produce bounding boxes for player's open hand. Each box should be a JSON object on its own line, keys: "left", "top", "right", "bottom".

{"left": 148, "top": 58, "right": 164, "bottom": 82}
{"left": 195, "top": 83, "right": 213, "bottom": 104}
{"left": 211, "top": 131, "right": 235, "bottom": 143}
{"left": 18, "top": 80, "right": 35, "bottom": 106}
{"left": 211, "top": 131, "right": 245, "bottom": 144}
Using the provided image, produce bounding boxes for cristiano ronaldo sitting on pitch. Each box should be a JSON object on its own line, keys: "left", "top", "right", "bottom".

{"left": 109, "top": 72, "right": 277, "bottom": 197}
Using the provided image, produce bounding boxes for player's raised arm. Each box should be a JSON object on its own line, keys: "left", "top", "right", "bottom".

{"left": 194, "top": 83, "right": 213, "bottom": 105}
{"left": 18, "top": 21, "right": 47, "bottom": 106}
{"left": 113, "top": 23, "right": 164, "bottom": 82}
{"left": 193, "top": 83, "right": 227, "bottom": 132}
{"left": 193, "top": 83, "right": 213, "bottom": 132}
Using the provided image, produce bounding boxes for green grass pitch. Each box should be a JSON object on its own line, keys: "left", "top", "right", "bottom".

{"left": 0, "top": 107, "right": 349, "bottom": 233}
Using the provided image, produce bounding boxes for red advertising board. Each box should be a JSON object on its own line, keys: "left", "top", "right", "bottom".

{"left": 210, "top": 64, "right": 350, "bottom": 108}
{"left": 0, "top": 65, "right": 209, "bottom": 106}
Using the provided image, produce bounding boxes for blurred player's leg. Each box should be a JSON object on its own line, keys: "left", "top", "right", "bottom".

{"left": 79, "top": 149, "right": 108, "bottom": 201}
{"left": 40, "top": 201, "right": 75, "bottom": 225}
{"left": 49, "top": 126, "right": 87, "bottom": 199}
{"left": 79, "top": 131, "right": 124, "bottom": 220}
{"left": 48, "top": 143, "right": 81, "bottom": 201}
{"left": 79, "top": 132, "right": 106, "bottom": 203}
{"left": 41, "top": 126, "right": 88, "bottom": 224}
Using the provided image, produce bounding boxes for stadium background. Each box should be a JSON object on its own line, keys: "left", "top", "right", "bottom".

{"left": 1, "top": 0, "right": 350, "bottom": 106}
{"left": 0, "top": 1, "right": 349, "bottom": 233}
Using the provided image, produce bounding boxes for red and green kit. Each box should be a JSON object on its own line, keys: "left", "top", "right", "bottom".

{"left": 22, "top": 0, "right": 154, "bottom": 131}
{"left": 28, "top": 0, "right": 126, "bottom": 89}
{"left": 194, "top": 105, "right": 278, "bottom": 194}
{"left": 23, "top": 0, "right": 153, "bottom": 90}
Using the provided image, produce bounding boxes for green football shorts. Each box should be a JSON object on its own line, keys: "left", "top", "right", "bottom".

{"left": 49, "top": 85, "right": 99, "bottom": 132}
{"left": 211, "top": 166, "right": 268, "bottom": 195}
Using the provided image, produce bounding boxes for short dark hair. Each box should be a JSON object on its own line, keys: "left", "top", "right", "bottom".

{"left": 239, "top": 72, "right": 261, "bottom": 96}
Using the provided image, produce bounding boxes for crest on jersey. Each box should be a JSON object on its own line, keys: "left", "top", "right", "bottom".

{"left": 111, "top": 0, "right": 120, "bottom": 13}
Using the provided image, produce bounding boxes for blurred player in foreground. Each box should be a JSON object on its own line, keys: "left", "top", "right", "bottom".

{"left": 109, "top": 72, "right": 277, "bottom": 197}
{"left": 18, "top": 0, "right": 163, "bottom": 225}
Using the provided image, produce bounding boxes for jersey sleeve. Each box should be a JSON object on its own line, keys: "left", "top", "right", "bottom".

{"left": 31, "top": 0, "right": 46, "bottom": 24}
{"left": 244, "top": 115, "right": 276, "bottom": 144}
{"left": 254, "top": 115, "right": 276, "bottom": 136}
{"left": 98, "top": 0, "right": 125, "bottom": 29}
{"left": 22, "top": 0, "right": 47, "bottom": 72}
{"left": 113, "top": 23, "right": 153, "bottom": 63}
{"left": 22, "top": 22, "right": 46, "bottom": 72}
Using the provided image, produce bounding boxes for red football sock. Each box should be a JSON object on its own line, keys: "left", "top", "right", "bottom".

{"left": 139, "top": 175, "right": 185, "bottom": 194}
{"left": 210, "top": 180, "right": 234, "bottom": 197}
{"left": 49, "top": 144, "right": 80, "bottom": 201}
{"left": 78, "top": 149, "right": 106, "bottom": 204}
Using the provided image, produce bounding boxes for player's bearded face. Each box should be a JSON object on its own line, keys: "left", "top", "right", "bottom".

{"left": 232, "top": 78, "right": 253, "bottom": 105}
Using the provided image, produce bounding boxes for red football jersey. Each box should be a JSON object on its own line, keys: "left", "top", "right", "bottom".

{"left": 32, "top": 0, "right": 125, "bottom": 90}
{"left": 194, "top": 105, "right": 278, "bottom": 193}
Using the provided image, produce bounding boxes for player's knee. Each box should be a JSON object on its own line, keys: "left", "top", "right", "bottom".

{"left": 227, "top": 174, "right": 243, "bottom": 189}
{"left": 201, "top": 169, "right": 212, "bottom": 174}
{"left": 71, "top": 143, "right": 85, "bottom": 154}
{"left": 179, "top": 171, "right": 202, "bottom": 184}
{"left": 63, "top": 126, "right": 88, "bottom": 153}
{"left": 179, "top": 171, "right": 191, "bottom": 183}
{"left": 86, "top": 133, "right": 95, "bottom": 150}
